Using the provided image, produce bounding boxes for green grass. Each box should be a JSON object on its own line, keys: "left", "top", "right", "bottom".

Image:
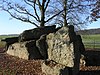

{"left": 81, "top": 34, "right": 100, "bottom": 49}
{"left": 0, "top": 35, "right": 17, "bottom": 48}
{"left": 82, "top": 34, "right": 100, "bottom": 42}
{"left": 0, "top": 34, "right": 100, "bottom": 49}
{"left": 0, "top": 35, "right": 17, "bottom": 39}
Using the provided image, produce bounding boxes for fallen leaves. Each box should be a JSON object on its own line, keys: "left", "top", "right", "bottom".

{"left": 0, "top": 53, "right": 45, "bottom": 75}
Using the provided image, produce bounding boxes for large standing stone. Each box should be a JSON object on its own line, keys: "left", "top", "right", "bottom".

{"left": 46, "top": 26, "right": 74, "bottom": 67}
{"left": 46, "top": 26, "right": 83, "bottom": 75}
{"left": 7, "top": 40, "right": 43, "bottom": 60}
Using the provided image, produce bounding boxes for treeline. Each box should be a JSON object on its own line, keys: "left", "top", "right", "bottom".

{"left": 0, "top": 34, "right": 19, "bottom": 36}
{"left": 77, "top": 28, "right": 100, "bottom": 35}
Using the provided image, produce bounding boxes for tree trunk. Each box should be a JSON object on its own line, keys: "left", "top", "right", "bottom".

{"left": 40, "top": 10, "right": 45, "bottom": 27}
{"left": 63, "top": 0, "right": 68, "bottom": 26}
{"left": 40, "top": 0, "right": 45, "bottom": 27}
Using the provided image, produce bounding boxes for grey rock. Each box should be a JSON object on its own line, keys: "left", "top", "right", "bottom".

{"left": 46, "top": 26, "right": 83, "bottom": 75}
{"left": 77, "top": 35, "right": 85, "bottom": 55}
{"left": 36, "top": 34, "right": 48, "bottom": 59}
{"left": 72, "top": 38, "right": 81, "bottom": 75}
{"left": 80, "top": 54, "right": 86, "bottom": 66}
{"left": 1, "top": 37, "right": 18, "bottom": 50}
{"left": 46, "top": 26, "right": 75, "bottom": 67}
{"left": 5, "top": 25, "right": 85, "bottom": 75}
{"left": 68, "top": 25, "right": 77, "bottom": 43}
{"left": 25, "top": 40, "right": 43, "bottom": 60}
{"left": 42, "top": 60, "right": 69, "bottom": 75}
{"left": 7, "top": 40, "right": 43, "bottom": 60}
{"left": 19, "top": 25, "right": 56, "bottom": 42}
{"left": 7, "top": 42, "right": 29, "bottom": 59}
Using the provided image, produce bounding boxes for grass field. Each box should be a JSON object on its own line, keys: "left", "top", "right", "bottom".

{"left": 82, "top": 34, "right": 100, "bottom": 42}
{"left": 81, "top": 34, "right": 100, "bottom": 49}
{"left": 0, "top": 34, "right": 100, "bottom": 49}
{"left": 0, "top": 35, "right": 17, "bottom": 39}
{"left": 0, "top": 35, "right": 18, "bottom": 48}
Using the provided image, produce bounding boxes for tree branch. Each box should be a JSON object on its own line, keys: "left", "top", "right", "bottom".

{"left": 24, "top": 9, "right": 40, "bottom": 22}
{"left": 4, "top": 9, "right": 39, "bottom": 27}
{"left": 46, "top": 10, "right": 63, "bottom": 22}
{"left": 44, "top": 0, "right": 50, "bottom": 11}
{"left": 37, "top": 0, "right": 41, "bottom": 10}
{"left": 24, "top": 0, "right": 34, "bottom": 8}
{"left": 9, "top": 3, "right": 40, "bottom": 22}
{"left": 33, "top": 1, "right": 40, "bottom": 22}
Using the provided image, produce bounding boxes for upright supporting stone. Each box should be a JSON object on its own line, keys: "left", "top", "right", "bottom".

{"left": 42, "top": 60, "right": 69, "bottom": 75}
{"left": 47, "top": 26, "right": 75, "bottom": 67}
{"left": 46, "top": 26, "right": 81, "bottom": 75}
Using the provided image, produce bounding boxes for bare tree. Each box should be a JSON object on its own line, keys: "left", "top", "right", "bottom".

{"left": 0, "top": 0, "right": 97, "bottom": 28}
{"left": 91, "top": 0, "right": 100, "bottom": 21}
{"left": 0, "top": 0, "right": 62, "bottom": 27}
{"left": 52, "top": 0, "right": 96, "bottom": 29}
